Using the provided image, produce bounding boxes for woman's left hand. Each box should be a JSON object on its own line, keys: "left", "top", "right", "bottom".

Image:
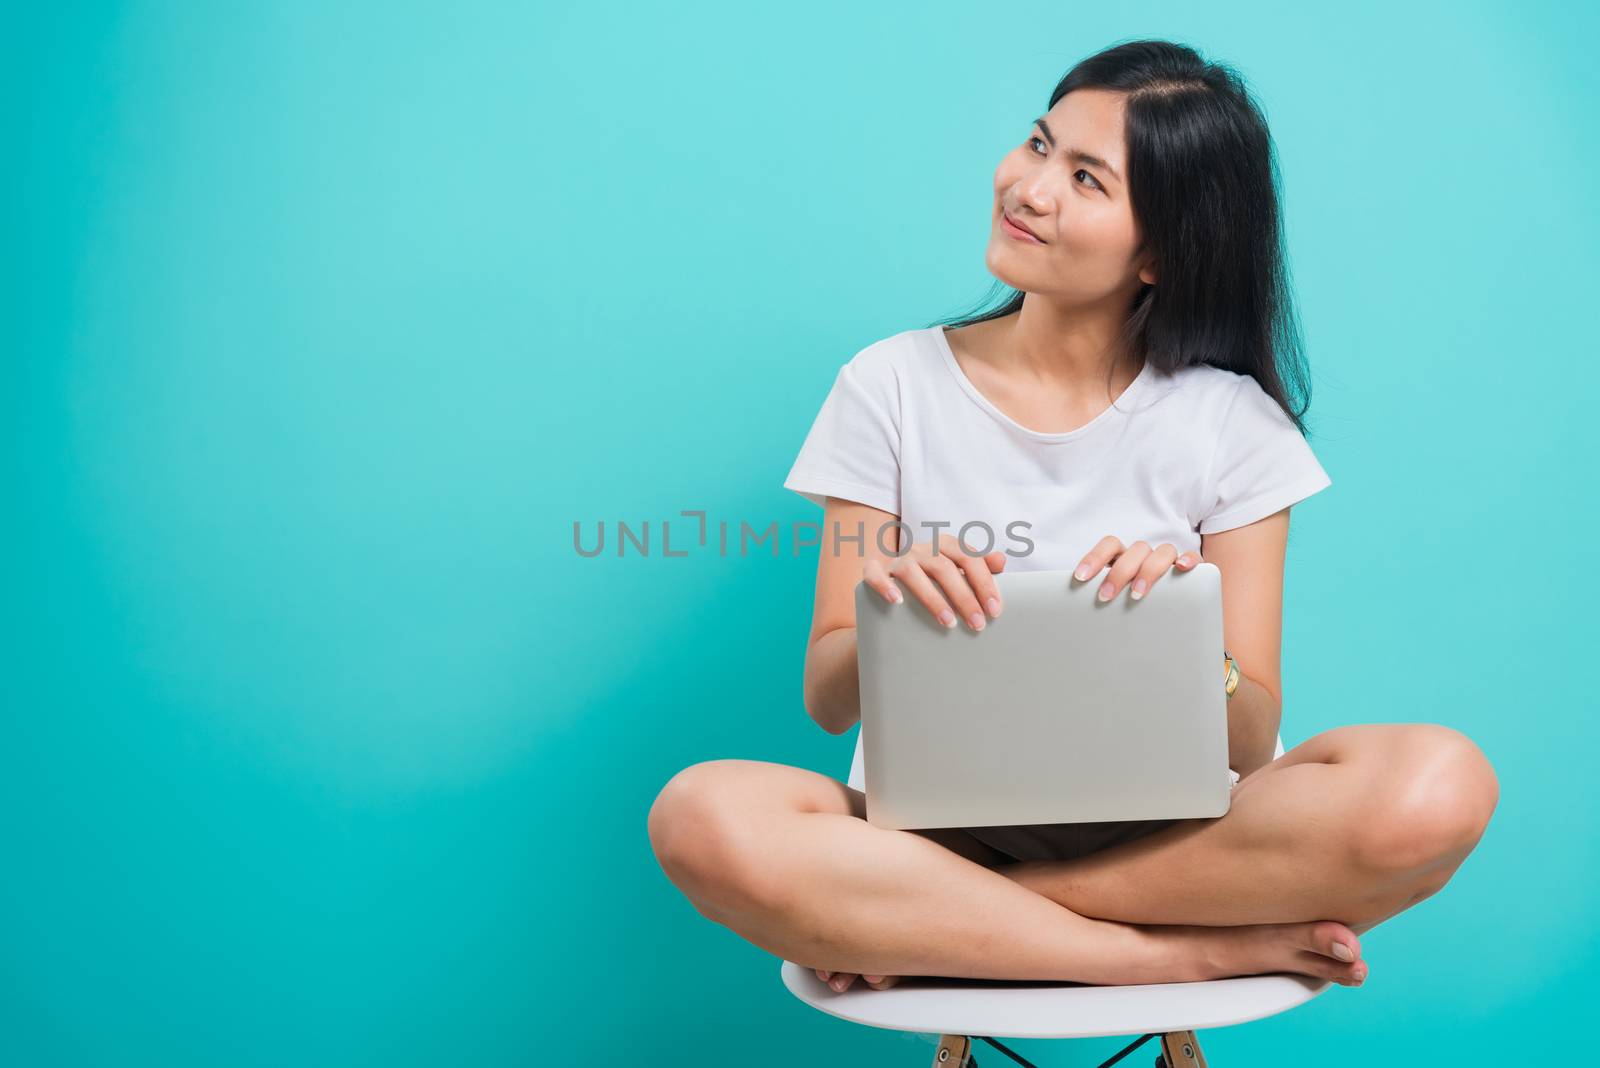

{"left": 1072, "top": 536, "right": 1203, "bottom": 602}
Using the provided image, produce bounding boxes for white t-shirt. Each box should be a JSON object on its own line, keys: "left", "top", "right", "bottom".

{"left": 783, "top": 324, "right": 1332, "bottom": 798}
{"left": 784, "top": 324, "right": 1331, "bottom": 567}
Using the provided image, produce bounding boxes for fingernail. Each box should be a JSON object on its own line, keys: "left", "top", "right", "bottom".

{"left": 985, "top": 597, "right": 1001, "bottom": 618}
{"left": 1130, "top": 580, "right": 1146, "bottom": 600}
{"left": 938, "top": 609, "right": 956, "bottom": 627}
{"left": 1176, "top": 554, "right": 1190, "bottom": 566}
{"left": 887, "top": 587, "right": 902, "bottom": 603}
{"left": 864, "top": 975, "right": 884, "bottom": 984}
{"left": 1074, "top": 565, "right": 1091, "bottom": 581}
{"left": 1332, "top": 942, "right": 1354, "bottom": 962}
{"left": 967, "top": 612, "right": 985, "bottom": 631}
{"left": 1097, "top": 582, "right": 1114, "bottom": 602}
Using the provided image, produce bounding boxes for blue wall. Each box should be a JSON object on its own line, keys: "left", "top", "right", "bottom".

{"left": 7, "top": 2, "right": 1596, "bottom": 1064}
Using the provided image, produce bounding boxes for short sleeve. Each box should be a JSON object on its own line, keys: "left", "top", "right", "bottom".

{"left": 1198, "top": 375, "right": 1332, "bottom": 534}
{"left": 782, "top": 355, "right": 901, "bottom": 514}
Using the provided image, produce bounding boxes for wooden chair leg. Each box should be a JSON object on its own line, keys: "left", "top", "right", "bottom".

{"left": 927, "top": 1029, "right": 1206, "bottom": 1067}
{"left": 1159, "top": 1029, "right": 1208, "bottom": 1067}
{"left": 930, "top": 1034, "right": 973, "bottom": 1066}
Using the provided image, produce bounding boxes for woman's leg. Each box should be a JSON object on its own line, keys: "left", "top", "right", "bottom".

{"left": 647, "top": 759, "right": 1368, "bottom": 986}
{"left": 1001, "top": 723, "right": 1500, "bottom": 928}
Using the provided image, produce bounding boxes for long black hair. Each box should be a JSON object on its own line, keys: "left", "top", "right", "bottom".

{"left": 936, "top": 38, "right": 1314, "bottom": 433}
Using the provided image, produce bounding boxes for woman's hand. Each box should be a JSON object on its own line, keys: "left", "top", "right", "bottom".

{"left": 1073, "top": 536, "right": 1202, "bottom": 602}
{"left": 861, "top": 533, "right": 1007, "bottom": 633}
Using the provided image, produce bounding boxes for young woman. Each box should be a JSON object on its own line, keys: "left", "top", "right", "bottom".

{"left": 647, "top": 39, "right": 1498, "bottom": 992}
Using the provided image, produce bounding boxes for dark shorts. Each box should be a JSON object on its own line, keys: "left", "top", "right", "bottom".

{"left": 961, "top": 816, "right": 1180, "bottom": 863}
{"left": 960, "top": 777, "right": 1238, "bottom": 863}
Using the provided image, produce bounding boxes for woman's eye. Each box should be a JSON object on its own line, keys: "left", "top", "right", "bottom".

{"left": 1025, "top": 137, "right": 1103, "bottom": 192}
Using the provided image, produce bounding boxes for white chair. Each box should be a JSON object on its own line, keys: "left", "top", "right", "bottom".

{"left": 780, "top": 731, "right": 1330, "bottom": 1067}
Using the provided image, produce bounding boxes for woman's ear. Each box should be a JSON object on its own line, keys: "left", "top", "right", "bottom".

{"left": 1138, "top": 258, "right": 1158, "bottom": 286}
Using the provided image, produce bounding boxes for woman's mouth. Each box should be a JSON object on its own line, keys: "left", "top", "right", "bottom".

{"left": 1000, "top": 212, "right": 1044, "bottom": 244}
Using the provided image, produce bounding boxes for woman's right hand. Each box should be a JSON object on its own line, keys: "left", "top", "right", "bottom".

{"left": 861, "top": 533, "right": 1007, "bottom": 632}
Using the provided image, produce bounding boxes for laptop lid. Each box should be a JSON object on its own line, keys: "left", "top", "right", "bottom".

{"left": 854, "top": 563, "right": 1232, "bottom": 830}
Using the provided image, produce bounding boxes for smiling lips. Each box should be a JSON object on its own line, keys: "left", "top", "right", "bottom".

{"left": 1001, "top": 211, "right": 1044, "bottom": 244}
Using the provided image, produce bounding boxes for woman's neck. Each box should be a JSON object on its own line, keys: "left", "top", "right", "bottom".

{"left": 989, "top": 301, "right": 1141, "bottom": 393}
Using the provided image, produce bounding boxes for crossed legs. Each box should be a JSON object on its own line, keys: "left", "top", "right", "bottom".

{"left": 1001, "top": 723, "right": 1499, "bottom": 927}
{"left": 646, "top": 723, "right": 1498, "bottom": 988}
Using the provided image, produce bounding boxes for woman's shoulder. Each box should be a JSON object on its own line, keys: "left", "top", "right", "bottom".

{"left": 819, "top": 326, "right": 944, "bottom": 411}
{"left": 1157, "top": 359, "right": 1248, "bottom": 392}
{"left": 1146, "top": 360, "right": 1257, "bottom": 415}
{"left": 840, "top": 326, "right": 938, "bottom": 378}
{"left": 1147, "top": 363, "right": 1307, "bottom": 451}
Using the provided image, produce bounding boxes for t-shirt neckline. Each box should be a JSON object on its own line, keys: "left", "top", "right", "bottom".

{"left": 929, "top": 325, "right": 1152, "bottom": 443}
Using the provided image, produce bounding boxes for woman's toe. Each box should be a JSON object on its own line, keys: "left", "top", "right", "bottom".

{"left": 1296, "top": 949, "right": 1365, "bottom": 985}
{"left": 1304, "top": 920, "right": 1361, "bottom": 963}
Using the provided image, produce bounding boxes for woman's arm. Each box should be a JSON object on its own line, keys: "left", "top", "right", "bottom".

{"left": 1199, "top": 507, "right": 1295, "bottom": 778}
{"left": 801, "top": 497, "right": 899, "bottom": 735}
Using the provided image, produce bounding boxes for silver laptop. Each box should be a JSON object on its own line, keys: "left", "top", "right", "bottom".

{"left": 854, "top": 563, "right": 1232, "bottom": 830}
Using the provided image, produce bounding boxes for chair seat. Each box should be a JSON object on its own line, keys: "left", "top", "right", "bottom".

{"left": 779, "top": 961, "right": 1330, "bottom": 1040}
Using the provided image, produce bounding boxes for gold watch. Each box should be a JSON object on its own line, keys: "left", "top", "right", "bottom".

{"left": 1222, "top": 650, "right": 1240, "bottom": 699}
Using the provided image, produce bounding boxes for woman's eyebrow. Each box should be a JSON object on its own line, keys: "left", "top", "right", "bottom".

{"left": 1032, "top": 117, "right": 1122, "bottom": 183}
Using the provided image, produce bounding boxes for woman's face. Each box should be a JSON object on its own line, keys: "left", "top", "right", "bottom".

{"left": 986, "top": 88, "right": 1157, "bottom": 304}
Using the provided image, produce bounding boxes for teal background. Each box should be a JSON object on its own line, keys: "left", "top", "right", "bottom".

{"left": 7, "top": 1, "right": 1596, "bottom": 1064}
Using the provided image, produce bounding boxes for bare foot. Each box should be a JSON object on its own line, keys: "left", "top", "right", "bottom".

{"left": 815, "top": 968, "right": 899, "bottom": 992}
{"left": 1198, "top": 919, "right": 1368, "bottom": 987}
{"left": 816, "top": 919, "right": 1365, "bottom": 990}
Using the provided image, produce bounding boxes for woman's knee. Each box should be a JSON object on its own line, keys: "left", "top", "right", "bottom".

{"left": 1352, "top": 724, "right": 1500, "bottom": 874}
{"left": 648, "top": 759, "right": 845, "bottom": 910}
{"left": 648, "top": 760, "right": 764, "bottom": 886}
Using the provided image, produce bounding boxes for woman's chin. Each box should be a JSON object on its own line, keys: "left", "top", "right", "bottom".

{"left": 983, "top": 250, "right": 1032, "bottom": 291}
